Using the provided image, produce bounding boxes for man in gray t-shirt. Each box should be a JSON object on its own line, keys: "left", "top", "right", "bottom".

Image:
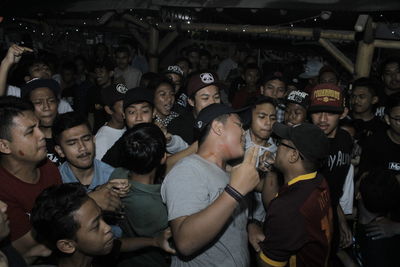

{"left": 161, "top": 104, "right": 260, "bottom": 267}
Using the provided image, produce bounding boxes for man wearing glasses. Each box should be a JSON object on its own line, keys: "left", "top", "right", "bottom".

{"left": 258, "top": 122, "right": 332, "bottom": 267}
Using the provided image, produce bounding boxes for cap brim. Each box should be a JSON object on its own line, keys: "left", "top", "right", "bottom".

{"left": 272, "top": 123, "right": 292, "bottom": 140}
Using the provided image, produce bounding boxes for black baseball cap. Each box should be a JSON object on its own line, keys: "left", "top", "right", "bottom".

{"left": 272, "top": 122, "right": 329, "bottom": 162}
{"left": 194, "top": 103, "right": 246, "bottom": 131}
{"left": 21, "top": 78, "right": 61, "bottom": 99}
{"left": 123, "top": 87, "right": 154, "bottom": 110}
{"left": 101, "top": 83, "right": 128, "bottom": 107}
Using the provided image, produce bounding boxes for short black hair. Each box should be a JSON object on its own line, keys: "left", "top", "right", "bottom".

{"left": 244, "top": 63, "right": 260, "bottom": 73}
{"left": 94, "top": 60, "right": 115, "bottom": 72}
{"left": 31, "top": 183, "right": 89, "bottom": 255}
{"left": 352, "top": 77, "right": 378, "bottom": 96}
{"left": 360, "top": 169, "right": 400, "bottom": 215}
{"left": 52, "top": 112, "right": 91, "bottom": 145}
{"left": 199, "top": 49, "right": 211, "bottom": 59}
{"left": 251, "top": 96, "right": 277, "bottom": 110}
{"left": 140, "top": 72, "right": 161, "bottom": 88}
{"left": 115, "top": 46, "right": 131, "bottom": 57}
{"left": 0, "top": 96, "right": 33, "bottom": 141}
{"left": 61, "top": 61, "right": 77, "bottom": 73}
{"left": 385, "top": 92, "right": 400, "bottom": 115}
{"left": 380, "top": 57, "right": 400, "bottom": 76}
{"left": 147, "top": 76, "right": 174, "bottom": 92}
{"left": 175, "top": 57, "right": 192, "bottom": 69}
{"left": 122, "top": 123, "right": 166, "bottom": 174}
{"left": 197, "top": 113, "right": 230, "bottom": 146}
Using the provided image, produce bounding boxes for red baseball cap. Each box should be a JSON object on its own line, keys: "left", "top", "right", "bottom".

{"left": 309, "top": 83, "right": 344, "bottom": 114}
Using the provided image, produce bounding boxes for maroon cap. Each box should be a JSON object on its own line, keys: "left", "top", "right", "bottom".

{"left": 309, "top": 83, "right": 344, "bottom": 114}
{"left": 186, "top": 72, "right": 219, "bottom": 98}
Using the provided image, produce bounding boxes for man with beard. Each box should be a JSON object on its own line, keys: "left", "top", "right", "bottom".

{"left": 258, "top": 123, "right": 332, "bottom": 267}
{"left": 161, "top": 103, "right": 260, "bottom": 266}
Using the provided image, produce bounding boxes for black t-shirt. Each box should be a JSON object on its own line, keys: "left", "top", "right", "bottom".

{"left": 167, "top": 111, "right": 195, "bottom": 144}
{"left": 359, "top": 129, "right": 400, "bottom": 175}
{"left": 0, "top": 242, "right": 27, "bottom": 267}
{"left": 101, "top": 134, "right": 125, "bottom": 168}
{"left": 320, "top": 128, "right": 353, "bottom": 207}
{"left": 352, "top": 116, "right": 387, "bottom": 147}
{"left": 46, "top": 137, "right": 61, "bottom": 166}
{"left": 260, "top": 173, "right": 332, "bottom": 267}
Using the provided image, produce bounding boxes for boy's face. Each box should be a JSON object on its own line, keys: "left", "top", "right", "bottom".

{"left": 72, "top": 198, "right": 114, "bottom": 256}
{"left": 221, "top": 114, "right": 245, "bottom": 159}
{"left": 29, "top": 63, "right": 52, "bottom": 79}
{"left": 123, "top": 102, "right": 153, "bottom": 129}
{"left": 165, "top": 73, "right": 182, "bottom": 93}
{"left": 386, "top": 106, "right": 400, "bottom": 136}
{"left": 115, "top": 52, "right": 130, "bottom": 70}
{"left": 311, "top": 111, "right": 341, "bottom": 138}
{"left": 319, "top": 71, "right": 338, "bottom": 84}
{"left": 188, "top": 85, "right": 221, "bottom": 115}
{"left": 176, "top": 61, "right": 189, "bottom": 77}
{"left": 244, "top": 69, "right": 260, "bottom": 87}
{"left": 154, "top": 83, "right": 175, "bottom": 117}
{"left": 110, "top": 100, "right": 124, "bottom": 125}
{"left": 251, "top": 103, "right": 276, "bottom": 140}
{"left": 382, "top": 62, "right": 400, "bottom": 93}
{"left": 199, "top": 55, "right": 210, "bottom": 69}
{"left": 95, "top": 67, "right": 112, "bottom": 87}
{"left": 55, "top": 124, "right": 95, "bottom": 170}
{"left": 261, "top": 79, "right": 286, "bottom": 99}
{"left": 30, "top": 87, "right": 59, "bottom": 127}
{"left": 351, "top": 86, "right": 377, "bottom": 114}
{"left": 285, "top": 103, "right": 307, "bottom": 126}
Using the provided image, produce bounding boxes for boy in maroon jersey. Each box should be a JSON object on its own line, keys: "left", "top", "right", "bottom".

{"left": 258, "top": 123, "right": 333, "bottom": 267}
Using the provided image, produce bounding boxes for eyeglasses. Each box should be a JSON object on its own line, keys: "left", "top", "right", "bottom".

{"left": 276, "top": 139, "right": 304, "bottom": 160}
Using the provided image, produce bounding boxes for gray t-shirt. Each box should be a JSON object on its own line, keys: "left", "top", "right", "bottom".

{"left": 161, "top": 154, "right": 249, "bottom": 267}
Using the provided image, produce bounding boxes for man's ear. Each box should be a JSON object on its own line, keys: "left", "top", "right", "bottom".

{"left": 54, "top": 145, "right": 65, "bottom": 158}
{"left": 56, "top": 239, "right": 76, "bottom": 255}
{"left": 371, "top": 95, "right": 379, "bottom": 105}
{"left": 339, "top": 107, "right": 349, "bottom": 119}
{"left": 188, "top": 98, "right": 195, "bottom": 108}
{"left": 210, "top": 120, "right": 223, "bottom": 136}
{"left": 104, "top": 105, "right": 113, "bottom": 116}
{"left": 288, "top": 149, "right": 300, "bottom": 164}
{"left": 0, "top": 139, "right": 11, "bottom": 154}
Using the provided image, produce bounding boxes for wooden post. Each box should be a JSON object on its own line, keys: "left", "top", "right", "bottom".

{"left": 148, "top": 26, "right": 159, "bottom": 72}
{"left": 158, "top": 31, "right": 179, "bottom": 54}
{"left": 355, "top": 41, "right": 375, "bottom": 78}
{"left": 318, "top": 38, "right": 354, "bottom": 74}
{"left": 374, "top": 39, "right": 400, "bottom": 49}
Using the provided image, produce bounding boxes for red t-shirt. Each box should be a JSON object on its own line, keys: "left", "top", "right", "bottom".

{"left": 259, "top": 172, "right": 333, "bottom": 267}
{"left": 0, "top": 160, "right": 61, "bottom": 241}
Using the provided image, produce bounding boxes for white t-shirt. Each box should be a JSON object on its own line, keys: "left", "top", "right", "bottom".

{"left": 95, "top": 125, "right": 126, "bottom": 160}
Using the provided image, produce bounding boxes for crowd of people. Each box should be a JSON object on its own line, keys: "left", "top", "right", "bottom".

{"left": 0, "top": 41, "right": 399, "bottom": 267}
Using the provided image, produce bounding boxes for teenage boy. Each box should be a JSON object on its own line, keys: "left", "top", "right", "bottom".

{"left": 309, "top": 83, "right": 353, "bottom": 254}
{"left": 0, "top": 96, "right": 61, "bottom": 262}
{"left": 101, "top": 88, "right": 154, "bottom": 167}
{"left": 171, "top": 72, "right": 222, "bottom": 144}
{"left": 95, "top": 83, "right": 127, "bottom": 160}
{"left": 260, "top": 73, "right": 287, "bottom": 123}
{"left": 358, "top": 92, "right": 400, "bottom": 175}
{"left": 22, "top": 78, "right": 62, "bottom": 165}
{"left": 161, "top": 103, "right": 260, "bottom": 266}
{"left": 0, "top": 44, "right": 73, "bottom": 114}
{"left": 284, "top": 90, "right": 310, "bottom": 126}
{"left": 31, "top": 183, "right": 175, "bottom": 267}
{"left": 109, "top": 123, "right": 171, "bottom": 267}
{"left": 350, "top": 77, "right": 386, "bottom": 145}
{"left": 232, "top": 63, "right": 261, "bottom": 108}
{"left": 258, "top": 123, "right": 332, "bottom": 267}
{"left": 114, "top": 47, "right": 142, "bottom": 89}
{"left": 90, "top": 61, "right": 115, "bottom": 133}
